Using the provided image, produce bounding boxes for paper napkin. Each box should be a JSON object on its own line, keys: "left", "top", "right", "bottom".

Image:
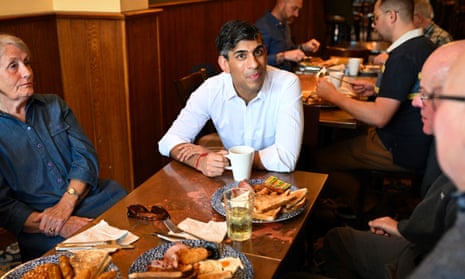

{"left": 61, "top": 220, "right": 139, "bottom": 252}
{"left": 168, "top": 218, "right": 227, "bottom": 243}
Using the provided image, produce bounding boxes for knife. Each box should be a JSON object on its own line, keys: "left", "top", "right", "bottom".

{"left": 128, "top": 271, "right": 184, "bottom": 278}
{"left": 55, "top": 240, "right": 134, "bottom": 251}
{"left": 152, "top": 232, "right": 187, "bottom": 242}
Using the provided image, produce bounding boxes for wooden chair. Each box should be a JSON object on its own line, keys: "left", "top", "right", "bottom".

{"left": 173, "top": 68, "right": 222, "bottom": 148}
{"left": 174, "top": 67, "right": 207, "bottom": 106}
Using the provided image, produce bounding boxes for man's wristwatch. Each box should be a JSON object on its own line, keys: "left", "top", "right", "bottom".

{"left": 66, "top": 187, "right": 81, "bottom": 200}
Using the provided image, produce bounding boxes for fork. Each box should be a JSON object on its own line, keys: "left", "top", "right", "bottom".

{"left": 162, "top": 218, "right": 200, "bottom": 240}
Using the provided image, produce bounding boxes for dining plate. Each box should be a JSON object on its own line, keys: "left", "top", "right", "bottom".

{"left": 0, "top": 254, "right": 121, "bottom": 279}
{"left": 128, "top": 239, "right": 253, "bottom": 279}
{"left": 211, "top": 179, "right": 307, "bottom": 223}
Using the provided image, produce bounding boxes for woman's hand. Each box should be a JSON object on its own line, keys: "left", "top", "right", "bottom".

{"left": 59, "top": 216, "right": 93, "bottom": 238}
{"left": 39, "top": 200, "right": 74, "bottom": 237}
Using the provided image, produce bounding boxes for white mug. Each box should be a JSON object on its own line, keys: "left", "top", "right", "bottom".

{"left": 225, "top": 146, "right": 254, "bottom": 181}
{"left": 347, "top": 57, "right": 363, "bottom": 76}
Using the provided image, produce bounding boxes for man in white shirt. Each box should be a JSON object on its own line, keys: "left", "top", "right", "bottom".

{"left": 159, "top": 20, "right": 303, "bottom": 177}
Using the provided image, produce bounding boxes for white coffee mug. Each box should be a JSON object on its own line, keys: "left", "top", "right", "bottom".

{"left": 225, "top": 146, "right": 254, "bottom": 181}
{"left": 347, "top": 57, "right": 363, "bottom": 76}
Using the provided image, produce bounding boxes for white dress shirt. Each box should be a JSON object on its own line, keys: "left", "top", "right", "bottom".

{"left": 158, "top": 66, "right": 304, "bottom": 172}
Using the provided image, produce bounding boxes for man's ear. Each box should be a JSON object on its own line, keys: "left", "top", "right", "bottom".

{"left": 218, "top": 55, "right": 230, "bottom": 73}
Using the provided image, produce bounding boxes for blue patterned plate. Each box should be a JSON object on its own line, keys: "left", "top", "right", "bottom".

{"left": 211, "top": 178, "right": 307, "bottom": 223}
{"left": 0, "top": 254, "right": 121, "bottom": 279}
{"left": 128, "top": 239, "right": 253, "bottom": 279}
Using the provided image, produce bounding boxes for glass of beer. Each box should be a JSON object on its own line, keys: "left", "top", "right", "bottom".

{"left": 223, "top": 187, "right": 254, "bottom": 241}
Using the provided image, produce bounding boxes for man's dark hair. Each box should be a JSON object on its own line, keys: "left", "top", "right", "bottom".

{"left": 379, "top": 0, "right": 414, "bottom": 21}
{"left": 215, "top": 20, "right": 263, "bottom": 58}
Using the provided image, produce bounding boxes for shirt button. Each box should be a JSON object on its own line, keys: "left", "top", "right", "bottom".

{"left": 27, "top": 126, "right": 32, "bottom": 130}
{"left": 57, "top": 178, "right": 63, "bottom": 183}
{"left": 47, "top": 162, "right": 53, "bottom": 167}
{"left": 37, "top": 143, "right": 42, "bottom": 148}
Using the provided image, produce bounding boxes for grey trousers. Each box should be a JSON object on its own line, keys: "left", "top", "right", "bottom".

{"left": 322, "top": 227, "right": 419, "bottom": 279}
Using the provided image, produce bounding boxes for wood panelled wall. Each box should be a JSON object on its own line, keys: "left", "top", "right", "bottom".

{"left": 0, "top": 0, "right": 323, "bottom": 190}
{"left": 155, "top": 0, "right": 325, "bottom": 129}
{"left": 0, "top": 14, "right": 63, "bottom": 98}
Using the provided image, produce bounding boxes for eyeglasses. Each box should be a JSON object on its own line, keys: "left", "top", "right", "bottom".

{"left": 419, "top": 91, "right": 465, "bottom": 109}
{"left": 371, "top": 10, "right": 399, "bottom": 23}
{"left": 127, "top": 204, "right": 170, "bottom": 221}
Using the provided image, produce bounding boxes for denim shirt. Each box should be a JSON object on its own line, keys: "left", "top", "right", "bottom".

{"left": 0, "top": 94, "right": 98, "bottom": 234}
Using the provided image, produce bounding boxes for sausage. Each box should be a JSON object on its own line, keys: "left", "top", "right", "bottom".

{"left": 58, "top": 255, "right": 74, "bottom": 279}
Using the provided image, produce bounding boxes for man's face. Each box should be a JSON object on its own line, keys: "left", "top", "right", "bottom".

{"left": 219, "top": 40, "right": 267, "bottom": 99}
{"left": 281, "top": 0, "right": 303, "bottom": 24}
{"left": 434, "top": 56, "right": 465, "bottom": 188}
{"left": 371, "top": 0, "right": 390, "bottom": 41}
{"left": 411, "top": 65, "right": 441, "bottom": 135}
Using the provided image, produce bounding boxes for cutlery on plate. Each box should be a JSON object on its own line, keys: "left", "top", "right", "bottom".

{"left": 55, "top": 239, "right": 134, "bottom": 251}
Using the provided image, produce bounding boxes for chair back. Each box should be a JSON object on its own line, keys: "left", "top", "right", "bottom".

{"left": 174, "top": 67, "right": 207, "bottom": 105}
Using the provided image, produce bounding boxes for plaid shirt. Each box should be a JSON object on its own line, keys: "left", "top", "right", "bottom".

{"left": 424, "top": 22, "right": 453, "bottom": 46}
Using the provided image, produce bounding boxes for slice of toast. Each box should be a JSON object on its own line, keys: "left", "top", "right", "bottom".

{"left": 252, "top": 207, "right": 281, "bottom": 221}
{"left": 253, "top": 191, "right": 297, "bottom": 213}
{"left": 69, "top": 249, "right": 111, "bottom": 278}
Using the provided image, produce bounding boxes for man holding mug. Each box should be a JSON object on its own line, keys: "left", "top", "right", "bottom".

{"left": 159, "top": 20, "right": 303, "bottom": 177}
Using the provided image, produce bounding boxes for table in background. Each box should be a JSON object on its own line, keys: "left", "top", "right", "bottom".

{"left": 48, "top": 161, "right": 327, "bottom": 279}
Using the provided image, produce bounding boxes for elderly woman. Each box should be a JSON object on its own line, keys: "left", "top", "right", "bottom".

{"left": 0, "top": 34, "right": 127, "bottom": 261}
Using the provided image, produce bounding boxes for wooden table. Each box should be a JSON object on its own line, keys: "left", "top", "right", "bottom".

{"left": 49, "top": 161, "right": 327, "bottom": 279}
{"left": 299, "top": 73, "right": 368, "bottom": 130}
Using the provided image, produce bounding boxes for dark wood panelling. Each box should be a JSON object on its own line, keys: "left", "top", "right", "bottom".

{"left": 125, "top": 11, "right": 165, "bottom": 186}
{"left": 56, "top": 15, "right": 134, "bottom": 190}
{"left": 0, "top": 14, "right": 63, "bottom": 97}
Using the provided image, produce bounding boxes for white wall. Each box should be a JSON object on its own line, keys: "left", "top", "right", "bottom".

{"left": 0, "top": 0, "right": 147, "bottom": 16}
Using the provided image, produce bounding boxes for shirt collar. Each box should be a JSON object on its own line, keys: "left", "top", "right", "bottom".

{"left": 265, "top": 10, "right": 285, "bottom": 27}
{"left": 387, "top": 28, "right": 424, "bottom": 53}
{"left": 225, "top": 68, "right": 270, "bottom": 102}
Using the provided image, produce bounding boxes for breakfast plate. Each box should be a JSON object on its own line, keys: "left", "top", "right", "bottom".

{"left": 0, "top": 254, "right": 121, "bottom": 279}
{"left": 211, "top": 179, "right": 307, "bottom": 223}
{"left": 128, "top": 239, "right": 253, "bottom": 279}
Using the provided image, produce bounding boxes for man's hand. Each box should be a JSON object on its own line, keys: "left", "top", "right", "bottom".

{"left": 373, "top": 52, "right": 389, "bottom": 65}
{"left": 368, "top": 216, "right": 402, "bottom": 238}
{"left": 197, "top": 150, "right": 228, "bottom": 177}
{"left": 316, "top": 77, "right": 338, "bottom": 101}
{"left": 284, "top": 49, "right": 307, "bottom": 62}
{"left": 351, "top": 79, "right": 376, "bottom": 97}
{"left": 302, "top": 38, "right": 320, "bottom": 53}
{"left": 175, "top": 143, "right": 207, "bottom": 162}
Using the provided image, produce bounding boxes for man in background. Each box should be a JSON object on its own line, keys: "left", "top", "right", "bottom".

{"left": 374, "top": 0, "right": 451, "bottom": 64}
{"left": 315, "top": 0, "right": 435, "bottom": 213}
{"left": 256, "top": 0, "right": 320, "bottom": 71}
